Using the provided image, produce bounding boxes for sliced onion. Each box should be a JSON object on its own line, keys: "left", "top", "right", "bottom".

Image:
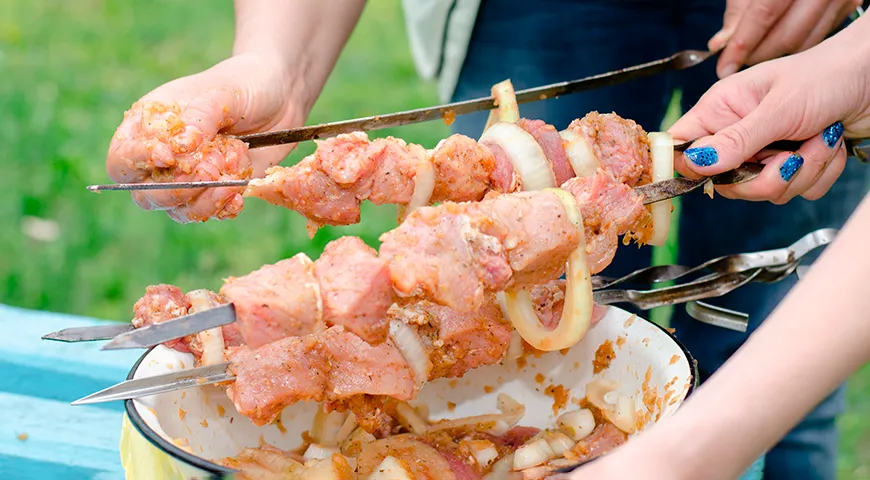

{"left": 334, "top": 414, "right": 358, "bottom": 446}
{"left": 513, "top": 438, "right": 555, "bottom": 470}
{"left": 303, "top": 444, "right": 341, "bottom": 462}
{"left": 303, "top": 455, "right": 354, "bottom": 479}
{"left": 311, "top": 408, "right": 350, "bottom": 447}
{"left": 389, "top": 319, "right": 432, "bottom": 391}
{"left": 559, "top": 129, "right": 600, "bottom": 178}
{"left": 367, "top": 456, "right": 414, "bottom": 480}
{"left": 503, "top": 189, "right": 593, "bottom": 351}
{"left": 533, "top": 431, "right": 575, "bottom": 456}
{"left": 557, "top": 409, "right": 595, "bottom": 441}
{"left": 479, "top": 122, "right": 556, "bottom": 191}
{"left": 187, "top": 289, "right": 226, "bottom": 366}
{"left": 585, "top": 380, "right": 637, "bottom": 434}
{"left": 398, "top": 149, "right": 436, "bottom": 222}
{"left": 647, "top": 132, "right": 675, "bottom": 247}
{"left": 704, "top": 178, "right": 715, "bottom": 198}
{"left": 395, "top": 401, "right": 429, "bottom": 435}
{"left": 428, "top": 393, "right": 524, "bottom": 435}
{"left": 462, "top": 439, "right": 500, "bottom": 469}
{"left": 485, "top": 454, "right": 522, "bottom": 480}
{"left": 484, "top": 79, "right": 520, "bottom": 130}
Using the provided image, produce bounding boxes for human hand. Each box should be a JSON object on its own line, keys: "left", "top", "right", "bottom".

{"left": 106, "top": 52, "right": 306, "bottom": 223}
{"left": 708, "top": 0, "right": 860, "bottom": 79}
{"left": 670, "top": 21, "right": 870, "bottom": 204}
{"left": 548, "top": 443, "right": 686, "bottom": 480}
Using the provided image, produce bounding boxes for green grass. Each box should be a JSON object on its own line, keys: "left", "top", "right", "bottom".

{"left": 1, "top": 1, "right": 867, "bottom": 477}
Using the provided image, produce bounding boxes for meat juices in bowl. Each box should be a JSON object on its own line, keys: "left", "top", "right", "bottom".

{"left": 120, "top": 306, "right": 696, "bottom": 479}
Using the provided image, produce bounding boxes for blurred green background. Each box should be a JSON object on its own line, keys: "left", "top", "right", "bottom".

{"left": 1, "top": 0, "right": 867, "bottom": 477}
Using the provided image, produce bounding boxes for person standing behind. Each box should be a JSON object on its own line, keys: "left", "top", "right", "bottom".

{"left": 401, "top": 1, "right": 866, "bottom": 478}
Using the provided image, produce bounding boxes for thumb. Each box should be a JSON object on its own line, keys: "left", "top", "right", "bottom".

{"left": 681, "top": 102, "right": 786, "bottom": 176}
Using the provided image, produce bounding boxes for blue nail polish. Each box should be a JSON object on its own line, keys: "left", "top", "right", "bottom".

{"left": 780, "top": 153, "right": 804, "bottom": 181}
{"left": 822, "top": 122, "right": 844, "bottom": 148}
{"left": 684, "top": 146, "right": 719, "bottom": 167}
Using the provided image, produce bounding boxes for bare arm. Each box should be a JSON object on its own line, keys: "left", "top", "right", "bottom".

{"left": 232, "top": 0, "right": 368, "bottom": 115}
{"left": 568, "top": 191, "right": 870, "bottom": 479}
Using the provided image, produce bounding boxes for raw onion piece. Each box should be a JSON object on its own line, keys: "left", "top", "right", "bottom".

{"left": 303, "top": 444, "right": 341, "bottom": 462}
{"left": 647, "top": 132, "right": 675, "bottom": 247}
{"left": 368, "top": 456, "right": 414, "bottom": 480}
{"left": 462, "top": 439, "right": 500, "bottom": 469}
{"left": 395, "top": 401, "right": 429, "bottom": 435}
{"left": 513, "top": 438, "right": 555, "bottom": 470}
{"left": 559, "top": 129, "right": 600, "bottom": 178}
{"left": 428, "top": 393, "right": 524, "bottom": 435}
{"left": 389, "top": 320, "right": 432, "bottom": 391}
{"left": 585, "top": 379, "right": 637, "bottom": 434}
{"left": 397, "top": 149, "right": 436, "bottom": 222}
{"left": 311, "top": 408, "right": 350, "bottom": 447}
{"left": 503, "top": 189, "right": 594, "bottom": 351}
{"left": 484, "top": 79, "right": 520, "bottom": 130}
{"left": 557, "top": 408, "right": 595, "bottom": 441}
{"left": 187, "top": 290, "right": 226, "bottom": 367}
{"left": 480, "top": 122, "right": 557, "bottom": 191}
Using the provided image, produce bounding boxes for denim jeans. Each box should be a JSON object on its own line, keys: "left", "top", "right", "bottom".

{"left": 449, "top": 1, "right": 870, "bottom": 478}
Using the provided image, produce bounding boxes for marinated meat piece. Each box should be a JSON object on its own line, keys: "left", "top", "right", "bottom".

{"left": 517, "top": 118, "right": 575, "bottom": 186}
{"left": 227, "top": 335, "right": 327, "bottom": 426}
{"left": 419, "top": 302, "right": 512, "bottom": 379}
{"left": 566, "top": 111, "right": 651, "bottom": 186}
{"left": 365, "top": 137, "right": 421, "bottom": 205}
{"left": 430, "top": 135, "right": 496, "bottom": 203}
{"left": 314, "top": 237, "right": 393, "bottom": 344}
{"left": 480, "top": 140, "right": 520, "bottom": 193}
{"left": 321, "top": 327, "right": 416, "bottom": 400}
{"left": 131, "top": 284, "right": 192, "bottom": 352}
{"left": 565, "top": 423, "right": 627, "bottom": 464}
{"left": 328, "top": 395, "right": 401, "bottom": 439}
{"left": 227, "top": 327, "right": 415, "bottom": 426}
{"left": 246, "top": 159, "right": 361, "bottom": 229}
{"left": 562, "top": 170, "right": 651, "bottom": 273}
{"left": 220, "top": 253, "right": 324, "bottom": 349}
{"left": 379, "top": 191, "right": 580, "bottom": 311}
{"left": 108, "top": 101, "right": 252, "bottom": 223}
{"left": 530, "top": 280, "right": 610, "bottom": 330}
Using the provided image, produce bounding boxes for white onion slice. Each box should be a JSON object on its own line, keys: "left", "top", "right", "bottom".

{"left": 585, "top": 379, "right": 637, "bottom": 434}
{"left": 513, "top": 438, "right": 555, "bottom": 470}
{"left": 389, "top": 319, "right": 432, "bottom": 391}
{"left": 368, "top": 456, "right": 414, "bottom": 480}
{"left": 557, "top": 408, "right": 595, "bottom": 441}
{"left": 187, "top": 290, "right": 226, "bottom": 367}
{"left": 484, "top": 79, "right": 520, "bottom": 130}
{"left": 395, "top": 401, "right": 429, "bottom": 435}
{"left": 303, "top": 443, "right": 341, "bottom": 462}
{"left": 647, "top": 132, "right": 674, "bottom": 247}
{"left": 559, "top": 129, "right": 600, "bottom": 178}
{"left": 503, "top": 189, "right": 593, "bottom": 351}
{"left": 480, "top": 122, "right": 556, "bottom": 191}
{"left": 311, "top": 409, "right": 350, "bottom": 447}
{"left": 398, "top": 149, "right": 436, "bottom": 222}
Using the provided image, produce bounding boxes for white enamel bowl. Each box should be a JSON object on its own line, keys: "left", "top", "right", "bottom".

{"left": 119, "top": 306, "right": 697, "bottom": 479}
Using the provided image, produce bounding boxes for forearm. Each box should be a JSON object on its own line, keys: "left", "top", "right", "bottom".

{"left": 648, "top": 192, "right": 870, "bottom": 479}
{"left": 232, "top": 0, "right": 367, "bottom": 114}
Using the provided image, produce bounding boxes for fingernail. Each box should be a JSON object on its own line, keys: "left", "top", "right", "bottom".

{"left": 718, "top": 63, "right": 739, "bottom": 78}
{"left": 684, "top": 146, "right": 719, "bottom": 167}
{"left": 822, "top": 122, "right": 844, "bottom": 148}
{"left": 779, "top": 153, "right": 804, "bottom": 181}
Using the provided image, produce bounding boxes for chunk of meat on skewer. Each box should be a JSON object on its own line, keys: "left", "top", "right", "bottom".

{"left": 565, "top": 111, "right": 652, "bottom": 187}
{"left": 314, "top": 236, "right": 393, "bottom": 344}
{"left": 132, "top": 284, "right": 193, "bottom": 353}
{"left": 379, "top": 190, "right": 581, "bottom": 310}
{"left": 220, "top": 253, "right": 325, "bottom": 349}
{"left": 226, "top": 326, "right": 416, "bottom": 426}
{"left": 561, "top": 170, "right": 652, "bottom": 273}
{"left": 517, "top": 118, "right": 575, "bottom": 186}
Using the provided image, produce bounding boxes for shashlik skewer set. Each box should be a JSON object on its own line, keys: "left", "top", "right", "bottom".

{"left": 47, "top": 49, "right": 846, "bottom": 477}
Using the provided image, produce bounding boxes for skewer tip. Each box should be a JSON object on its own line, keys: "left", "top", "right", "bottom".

{"left": 86, "top": 185, "right": 102, "bottom": 194}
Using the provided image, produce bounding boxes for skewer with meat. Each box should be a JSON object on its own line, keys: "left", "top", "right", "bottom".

{"left": 106, "top": 97, "right": 673, "bottom": 240}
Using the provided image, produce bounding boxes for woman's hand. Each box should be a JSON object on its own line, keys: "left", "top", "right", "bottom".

{"left": 106, "top": 52, "right": 305, "bottom": 223}
{"left": 709, "top": 0, "right": 860, "bottom": 79}
{"left": 670, "top": 15, "right": 870, "bottom": 203}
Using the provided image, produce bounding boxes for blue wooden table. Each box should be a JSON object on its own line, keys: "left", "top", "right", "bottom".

{"left": 1, "top": 304, "right": 142, "bottom": 479}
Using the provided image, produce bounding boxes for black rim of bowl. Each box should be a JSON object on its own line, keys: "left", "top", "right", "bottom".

{"left": 124, "top": 313, "right": 699, "bottom": 477}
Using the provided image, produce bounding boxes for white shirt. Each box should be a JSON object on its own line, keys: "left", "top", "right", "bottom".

{"left": 401, "top": 0, "right": 482, "bottom": 103}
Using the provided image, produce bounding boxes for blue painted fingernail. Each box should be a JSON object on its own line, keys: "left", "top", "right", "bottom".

{"left": 822, "top": 122, "right": 844, "bottom": 148}
{"left": 684, "top": 146, "right": 718, "bottom": 167}
{"left": 780, "top": 153, "right": 803, "bottom": 181}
